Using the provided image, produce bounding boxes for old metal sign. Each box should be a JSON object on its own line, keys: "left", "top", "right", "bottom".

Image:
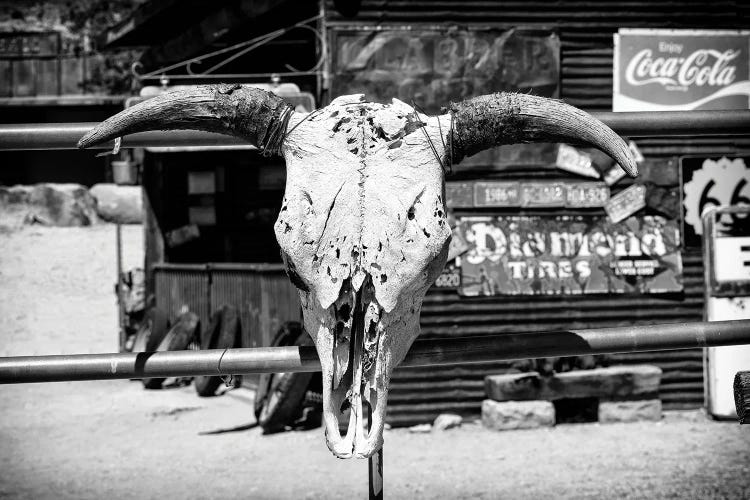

{"left": 445, "top": 182, "right": 474, "bottom": 208}
{"left": 603, "top": 163, "right": 628, "bottom": 186}
{"left": 521, "top": 182, "right": 566, "bottom": 207}
{"left": 450, "top": 181, "right": 610, "bottom": 209}
{"left": 605, "top": 184, "right": 647, "bottom": 223}
{"left": 565, "top": 182, "right": 610, "bottom": 208}
{"left": 458, "top": 215, "right": 682, "bottom": 296}
{"left": 331, "top": 27, "right": 559, "bottom": 114}
{"left": 474, "top": 182, "right": 521, "bottom": 207}
{"left": 433, "top": 262, "right": 461, "bottom": 289}
{"left": 556, "top": 144, "right": 600, "bottom": 178}
{"left": 681, "top": 156, "right": 750, "bottom": 247}
{"left": 614, "top": 29, "right": 750, "bottom": 111}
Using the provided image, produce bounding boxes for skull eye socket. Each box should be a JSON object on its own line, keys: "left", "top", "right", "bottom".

{"left": 282, "top": 252, "right": 309, "bottom": 292}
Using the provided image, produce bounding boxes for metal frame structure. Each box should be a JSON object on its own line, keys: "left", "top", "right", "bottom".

{"left": 2, "top": 108, "right": 750, "bottom": 499}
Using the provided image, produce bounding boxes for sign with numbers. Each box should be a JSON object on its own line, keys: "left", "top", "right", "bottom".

{"left": 680, "top": 156, "right": 750, "bottom": 247}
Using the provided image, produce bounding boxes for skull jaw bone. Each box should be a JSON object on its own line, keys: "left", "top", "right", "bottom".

{"left": 299, "top": 245, "right": 448, "bottom": 459}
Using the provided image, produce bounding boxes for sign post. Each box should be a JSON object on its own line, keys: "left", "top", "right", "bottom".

{"left": 702, "top": 205, "right": 750, "bottom": 419}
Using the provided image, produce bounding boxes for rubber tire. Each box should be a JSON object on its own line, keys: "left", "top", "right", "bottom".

{"left": 131, "top": 307, "right": 169, "bottom": 353}
{"left": 194, "top": 306, "right": 241, "bottom": 397}
{"left": 254, "top": 322, "right": 315, "bottom": 434}
{"left": 142, "top": 311, "right": 200, "bottom": 390}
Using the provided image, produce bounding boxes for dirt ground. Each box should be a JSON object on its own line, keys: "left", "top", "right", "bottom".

{"left": 1, "top": 224, "right": 749, "bottom": 500}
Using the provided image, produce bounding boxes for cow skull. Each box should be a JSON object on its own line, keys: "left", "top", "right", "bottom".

{"left": 79, "top": 84, "right": 637, "bottom": 459}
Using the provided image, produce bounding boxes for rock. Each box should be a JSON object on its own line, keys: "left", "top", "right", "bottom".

{"left": 0, "top": 184, "right": 98, "bottom": 227}
{"left": 432, "top": 413, "right": 462, "bottom": 431}
{"left": 481, "top": 400, "right": 555, "bottom": 431}
{"left": 598, "top": 400, "right": 662, "bottom": 423}
{"left": 485, "top": 372, "right": 543, "bottom": 401}
{"left": 408, "top": 423, "right": 432, "bottom": 433}
{"left": 485, "top": 365, "right": 662, "bottom": 402}
{"left": 89, "top": 183, "right": 142, "bottom": 223}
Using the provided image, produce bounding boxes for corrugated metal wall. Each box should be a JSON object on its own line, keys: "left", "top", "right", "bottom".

{"left": 154, "top": 264, "right": 301, "bottom": 350}
{"left": 325, "top": 0, "right": 750, "bottom": 425}
{"left": 210, "top": 264, "right": 301, "bottom": 349}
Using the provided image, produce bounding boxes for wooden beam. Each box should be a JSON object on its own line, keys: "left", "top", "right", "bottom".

{"left": 100, "top": 0, "right": 218, "bottom": 48}
{"left": 137, "top": 0, "right": 287, "bottom": 70}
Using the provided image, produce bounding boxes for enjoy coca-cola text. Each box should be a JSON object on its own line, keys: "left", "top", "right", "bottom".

{"left": 625, "top": 48, "right": 738, "bottom": 88}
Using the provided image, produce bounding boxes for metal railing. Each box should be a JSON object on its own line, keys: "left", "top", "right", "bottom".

{"left": 2, "top": 319, "right": 749, "bottom": 384}
{"left": 1, "top": 110, "right": 750, "bottom": 151}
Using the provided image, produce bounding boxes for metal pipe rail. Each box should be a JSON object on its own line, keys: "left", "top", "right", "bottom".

{"left": 1, "top": 110, "right": 750, "bottom": 151}
{"left": 2, "top": 319, "right": 748, "bottom": 384}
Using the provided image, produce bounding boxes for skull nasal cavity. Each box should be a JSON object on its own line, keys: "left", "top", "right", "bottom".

{"left": 337, "top": 303, "right": 351, "bottom": 322}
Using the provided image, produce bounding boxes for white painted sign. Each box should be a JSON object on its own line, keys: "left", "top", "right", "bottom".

{"left": 713, "top": 237, "right": 750, "bottom": 282}
{"left": 613, "top": 29, "right": 750, "bottom": 111}
{"left": 705, "top": 207, "right": 750, "bottom": 420}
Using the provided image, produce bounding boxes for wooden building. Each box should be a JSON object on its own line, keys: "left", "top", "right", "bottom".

{"left": 99, "top": 0, "right": 750, "bottom": 425}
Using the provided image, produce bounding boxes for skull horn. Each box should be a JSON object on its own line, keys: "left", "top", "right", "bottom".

{"left": 77, "top": 84, "right": 294, "bottom": 151}
{"left": 448, "top": 92, "right": 638, "bottom": 177}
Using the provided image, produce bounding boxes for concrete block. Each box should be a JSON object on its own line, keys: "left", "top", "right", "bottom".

{"left": 0, "top": 184, "right": 98, "bottom": 227}
{"left": 485, "top": 365, "right": 662, "bottom": 402}
{"left": 90, "top": 183, "right": 142, "bottom": 224}
{"left": 481, "top": 400, "right": 555, "bottom": 431}
{"left": 598, "top": 399, "right": 662, "bottom": 423}
{"left": 433, "top": 413, "right": 462, "bottom": 431}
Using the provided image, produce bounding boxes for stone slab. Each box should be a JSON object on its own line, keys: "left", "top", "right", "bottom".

{"left": 90, "top": 183, "right": 143, "bottom": 224}
{"left": 481, "top": 400, "right": 555, "bottom": 431}
{"left": 433, "top": 413, "right": 462, "bottom": 431}
{"left": 0, "top": 183, "right": 99, "bottom": 227}
{"left": 598, "top": 399, "right": 662, "bottom": 423}
{"left": 485, "top": 365, "right": 662, "bottom": 402}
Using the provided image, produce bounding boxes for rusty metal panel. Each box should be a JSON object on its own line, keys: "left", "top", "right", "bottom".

{"left": 210, "top": 268, "right": 264, "bottom": 349}
{"left": 259, "top": 272, "right": 302, "bottom": 347}
{"left": 153, "top": 265, "right": 210, "bottom": 329}
{"left": 154, "top": 264, "right": 301, "bottom": 350}
{"left": 210, "top": 264, "right": 301, "bottom": 348}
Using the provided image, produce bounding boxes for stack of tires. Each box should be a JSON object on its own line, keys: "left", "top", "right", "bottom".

{"left": 254, "top": 322, "right": 323, "bottom": 433}
{"left": 130, "top": 307, "right": 322, "bottom": 432}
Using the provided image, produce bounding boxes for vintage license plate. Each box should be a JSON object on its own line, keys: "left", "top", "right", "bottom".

{"left": 521, "top": 182, "right": 566, "bottom": 207}
{"left": 556, "top": 144, "right": 600, "bottom": 179}
{"left": 565, "top": 182, "right": 610, "bottom": 208}
{"left": 446, "top": 182, "right": 474, "bottom": 208}
{"left": 605, "top": 184, "right": 647, "bottom": 223}
{"left": 474, "top": 182, "right": 521, "bottom": 207}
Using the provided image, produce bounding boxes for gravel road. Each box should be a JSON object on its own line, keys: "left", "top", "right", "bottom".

{"left": 0, "top": 225, "right": 748, "bottom": 499}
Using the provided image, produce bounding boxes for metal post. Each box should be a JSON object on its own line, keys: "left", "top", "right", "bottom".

{"left": 115, "top": 223, "right": 126, "bottom": 351}
{"left": 368, "top": 403, "right": 383, "bottom": 500}
{"left": 1, "top": 319, "right": 749, "bottom": 384}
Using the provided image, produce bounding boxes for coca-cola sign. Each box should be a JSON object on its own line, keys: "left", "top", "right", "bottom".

{"left": 614, "top": 29, "right": 750, "bottom": 111}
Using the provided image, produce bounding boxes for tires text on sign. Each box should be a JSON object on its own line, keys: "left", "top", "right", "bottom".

{"left": 457, "top": 215, "right": 683, "bottom": 296}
